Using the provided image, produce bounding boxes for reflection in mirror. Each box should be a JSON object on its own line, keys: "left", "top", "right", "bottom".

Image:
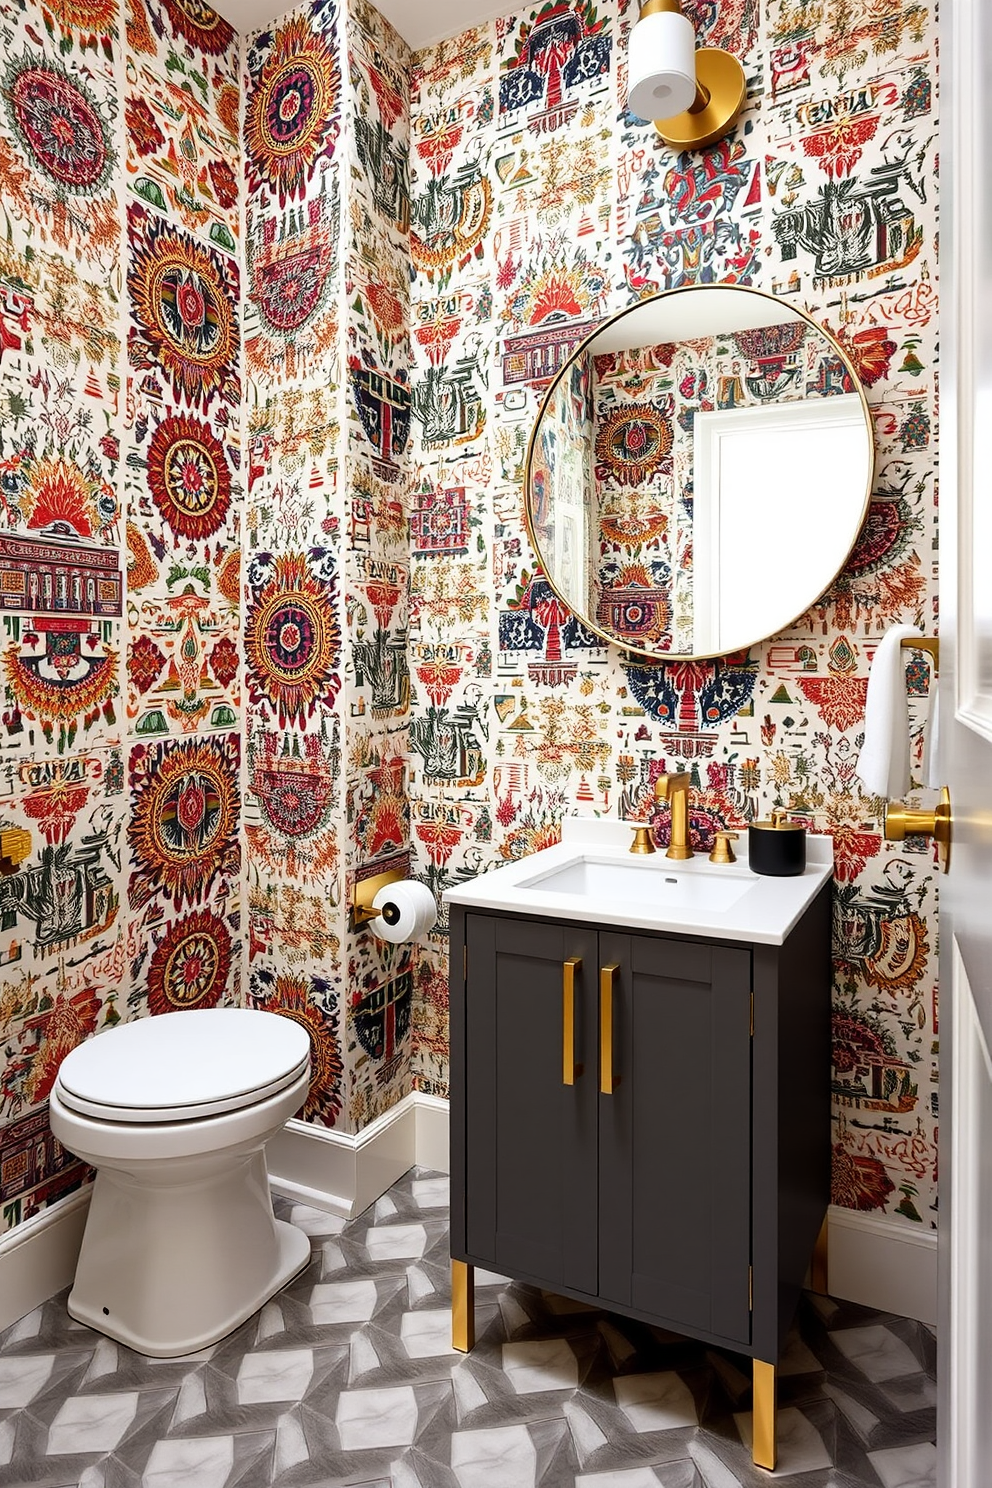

{"left": 527, "top": 287, "right": 874, "bottom": 660}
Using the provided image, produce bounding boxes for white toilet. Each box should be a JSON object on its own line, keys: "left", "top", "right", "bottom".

{"left": 49, "top": 1007, "right": 312, "bottom": 1357}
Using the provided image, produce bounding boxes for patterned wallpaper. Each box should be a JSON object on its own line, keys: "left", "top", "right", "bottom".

{"left": 242, "top": 0, "right": 414, "bottom": 1136}
{"left": 0, "top": 0, "right": 243, "bottom": 1231}
{"left": 0, "top": 0, "right": 939, "bottom": 1243}
{"left": 406, "top": 0, "right": 939, "bottom": 1232}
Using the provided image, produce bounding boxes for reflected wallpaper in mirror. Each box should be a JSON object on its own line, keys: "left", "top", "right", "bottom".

{"left": 527, "top": 286, "right": 875, "bottom": 660}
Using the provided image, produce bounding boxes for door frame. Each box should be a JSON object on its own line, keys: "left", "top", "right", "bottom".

{"left": 938, "top": 1, "right": 992, "bottom": 1479}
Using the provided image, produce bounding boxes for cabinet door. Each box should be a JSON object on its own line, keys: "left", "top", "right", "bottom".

{"left": 599, "top": 932, "right": 753, "bottom": 1345}
{"left": 464, "top": 914, "right": 600, "bottom": 1296}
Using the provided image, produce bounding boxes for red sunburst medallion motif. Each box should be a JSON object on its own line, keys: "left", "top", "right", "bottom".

{"left": 147, "top": 908, "right": 233, "bottom": 1015}
{"left": 245, "top": 16, "right": 340, "bottom": 206}
{"left": 146, "top": 414, "right": 233, "bottom": 541}
{"left": 127, "top": 205, "right": 240, "bottom": 410}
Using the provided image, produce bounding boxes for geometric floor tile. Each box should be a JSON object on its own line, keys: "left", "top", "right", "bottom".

{"left": 0, "top": 1168, "right": 937, "bottom": 1488}
{"left": 367, "top": 1223, "right": 429, "bottom": 1262}
{"left": 336, "top": 1384, "right": 420, "bottom": 1449}
{"left": 867, "top": 1441, "right": 939, "bottom": 1487}
{"left": 235, "top": 1348, "right": 315, "bottom": 1404}
{"left": 613, "top": 1369, "right": 697, "bottom": 1431}
{"left": 0, "top": 1352, "right": 56, "bottom": 1408}
{"left": 401, "top": 1309, "right": 459, "bottom": 1359}
{"left": 732, "top": 1403, "right": 833, "bottom": 1475}
{"left": 141, "top": 1434, "right": 237, "bottom": 1487}
{"left": 450, "top": 1421, "right": 539, "bottom": 1487}
{"left": 47, "top": 1390, "right": 140, "bottom": 1453}
{"left": 829, "top": 1325, "right": 923, "bottom": 1383}
{"left": 503, "top": 1338, "right": 579, "bottom": 1395}
{"left": 308, "top": 1277, "right": 380, "bottom": 1323}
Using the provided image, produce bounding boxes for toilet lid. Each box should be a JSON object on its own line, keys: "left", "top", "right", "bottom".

{"left": 54, "top": 1008, "right": 311, "bottom": 1122}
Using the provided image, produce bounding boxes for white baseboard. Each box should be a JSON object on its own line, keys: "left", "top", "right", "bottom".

{"left": 0, "top": 1187, "right": 91, "bottom": 1333}
{"left": 267, "top": 1090, "right": 450, "bottom": 1220}
{"left": 0, "top": 1103, "right": 935, "bottom": 1338}
{"left": 826, "top": 1204, "right": 938, "bottom": 1325}
{"left": 414, "top": 1093, "right": 450, "bottom": 1174}
{"left": 266, "top": 1103, "right": 936, "bottom": 1323}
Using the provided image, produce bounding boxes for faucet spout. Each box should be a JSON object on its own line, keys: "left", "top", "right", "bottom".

{"left": 655, "top": 772, "right": 694, "bottom": 860}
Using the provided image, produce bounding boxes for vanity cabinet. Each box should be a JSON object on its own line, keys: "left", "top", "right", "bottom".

{"left": 447, "top": 887, "right": 831, "bottom": 1469}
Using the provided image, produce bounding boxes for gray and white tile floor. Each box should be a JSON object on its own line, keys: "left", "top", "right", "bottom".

{"left": 0, "top": 1169, "right": 937, "bottom": 1487}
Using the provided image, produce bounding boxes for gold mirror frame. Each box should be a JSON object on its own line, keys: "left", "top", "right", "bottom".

{"left": 522, "top": 283, "right": 876, "bottom": 663}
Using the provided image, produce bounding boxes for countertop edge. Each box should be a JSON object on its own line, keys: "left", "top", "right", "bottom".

{"left": 444, "top": 862, "right": 834, "bottom": 946}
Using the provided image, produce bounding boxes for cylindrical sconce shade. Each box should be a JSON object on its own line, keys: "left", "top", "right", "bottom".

{"left": 627, "top": 9, "right": 696, "bottom": 121}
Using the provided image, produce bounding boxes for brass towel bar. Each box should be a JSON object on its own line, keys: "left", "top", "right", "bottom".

{"left": 899, "top": 636, "right": 939, "bottom": 666}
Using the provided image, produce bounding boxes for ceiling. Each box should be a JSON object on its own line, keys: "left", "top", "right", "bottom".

{"left": 213, "top": 0, "right": 511, "bottom": 48}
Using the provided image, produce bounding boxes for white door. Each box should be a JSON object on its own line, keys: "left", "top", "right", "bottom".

{"left": 938, "top": 4, "right": 992, "bottom": 1481}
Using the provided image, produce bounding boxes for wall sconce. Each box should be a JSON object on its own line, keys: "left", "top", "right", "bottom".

{"left": 626, "top": 0, "right": 746, "bottom": 150}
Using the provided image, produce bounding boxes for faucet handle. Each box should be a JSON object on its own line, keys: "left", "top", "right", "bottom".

{"left": 629, "top": 824, "right": 656, "bottom": 855}
{"left": 709, "top": 831, "right": 739, "bottom": 865}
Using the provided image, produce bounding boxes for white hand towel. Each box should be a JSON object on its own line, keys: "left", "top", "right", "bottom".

{"left": 923, "top": 674, "right": 940, "bottom": 788}
{"left": 856, "top": 624, "right": 922, "bottom": 798}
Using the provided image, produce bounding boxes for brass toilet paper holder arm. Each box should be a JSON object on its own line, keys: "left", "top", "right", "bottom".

{"left": 352, "top": 868, "right": 404, "bottom": 924}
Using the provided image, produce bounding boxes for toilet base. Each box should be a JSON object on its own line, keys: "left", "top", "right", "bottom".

{"left": 66, "top": 1150, "right": 312, "bottom": 1357}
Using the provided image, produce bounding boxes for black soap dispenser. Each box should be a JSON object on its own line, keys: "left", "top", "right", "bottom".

{"left": 748, "top": 809, "right": 806, "bottom": 877}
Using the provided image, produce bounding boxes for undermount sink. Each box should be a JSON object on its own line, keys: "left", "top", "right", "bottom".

{"left": 517, "top": 854, "right": 754, "bottom": 914}
{"left": 443, "top": 815, "right": 835, "bottom": 944}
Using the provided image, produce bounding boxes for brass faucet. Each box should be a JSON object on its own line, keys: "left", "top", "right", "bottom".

{"left": 655, "top": 772, "right": 693, "bottom": 860}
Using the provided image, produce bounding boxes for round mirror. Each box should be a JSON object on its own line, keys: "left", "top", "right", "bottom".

{"left": 524, "top": 285, "right": 875, "bottom": 661}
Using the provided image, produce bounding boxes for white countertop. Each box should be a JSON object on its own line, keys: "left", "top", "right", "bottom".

{"left": 443, "top": 816, "right": 834, "bottom": 945}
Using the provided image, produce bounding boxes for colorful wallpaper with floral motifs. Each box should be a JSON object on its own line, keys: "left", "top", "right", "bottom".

{"left": 0, "top": 0, "right": 942, "bottom": 1242}
{"left": 242, "top": 0, "right": 413, "bottom": 1136}
{"left": 407, "top": 0, "right": 939, "bottom": 1230}
{"left": 0, "top": 0, "right": 243, "bottom": 1234}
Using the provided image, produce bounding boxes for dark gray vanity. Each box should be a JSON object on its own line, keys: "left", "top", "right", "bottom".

{"left": 445, "top": 861, "right": 831, "bottom": 1471}
{"left": 441, "top": 278, "right": 869, "bottom": 1470}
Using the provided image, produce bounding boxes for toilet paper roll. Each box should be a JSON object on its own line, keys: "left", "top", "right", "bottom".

{"left": 371, "top": 879, "right": 437, "bottom": 944}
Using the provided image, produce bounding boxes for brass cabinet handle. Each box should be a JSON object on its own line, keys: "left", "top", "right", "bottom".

{"left": 600, "top": 963, "right": 619, "bottom": 1095}
{"left": 562, "top": 957, "right": 582, "bottom": 1085}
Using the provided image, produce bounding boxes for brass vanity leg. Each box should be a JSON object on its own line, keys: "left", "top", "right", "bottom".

{"left": 752, "top": 1358, "right": 777, "bottom": 1471}
{"left": 451, "top": 1259, "right": 475, "bottom": 1352}
{"left": 810, "top": 1214, "right": 829, "bottom": 1296}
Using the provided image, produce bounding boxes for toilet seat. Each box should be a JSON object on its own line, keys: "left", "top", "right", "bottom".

{"left": 54, "top": 1007, "right": 311, "bottom": 1123}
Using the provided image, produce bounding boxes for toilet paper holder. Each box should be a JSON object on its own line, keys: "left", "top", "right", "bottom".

{"left": 352, "top": 868, "right": 404, "bottom": 926}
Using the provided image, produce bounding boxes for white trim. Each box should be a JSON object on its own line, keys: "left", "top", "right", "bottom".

{"left": 414, "top": 1093, "right": 450, "bottom": 1174}
{"left": 692, "top": 395, "right": 869, "bottom": 656}
{"left": 825, "top": 1204, "right": 937, "bottom": 1326}
{"left": 0, "top": 1100, "right": 936, "bottom": 1337}
{"left": 267, "top": 1090, "right": 450, "bottom": 1220}
{"left": 263, "top": 1099, "right": 939, "bottom": 1325}
{"left": 947, "top": 943, "right": 992, "bottom": 1486}
{"left": 0, "top": 1187, "right": 91, "bottom": 1333}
